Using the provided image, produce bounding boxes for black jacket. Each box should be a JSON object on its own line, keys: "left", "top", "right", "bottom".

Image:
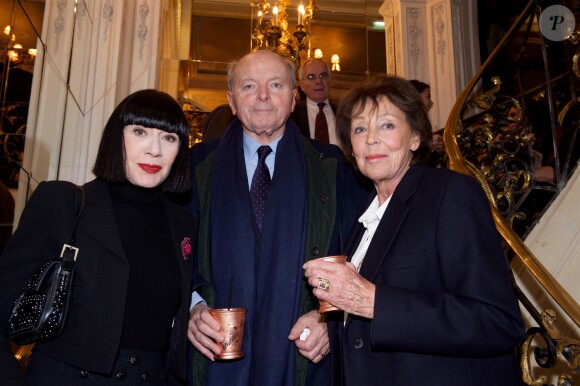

{"left": 0, "top": 180, "right": 196, "bottom": 385}
{"left": 290, "top": 99, "right": 337, "bottom": 139}
{"left": 328, "top": 165, "right": 525, "bottom": 386}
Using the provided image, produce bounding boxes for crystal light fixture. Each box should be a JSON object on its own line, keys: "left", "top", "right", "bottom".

{"left": 250, "top": 0, "right": 317, "bottom": 65}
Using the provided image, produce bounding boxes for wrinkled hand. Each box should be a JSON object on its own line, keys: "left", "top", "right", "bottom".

{"left": 187, "top": 303, "right": 224, "bottom": 361}
{"left": 288, "top": 310, "right": 329, "bottom": 363}
{"left": 304, "top": 260, "right": 376, "bottom": 319}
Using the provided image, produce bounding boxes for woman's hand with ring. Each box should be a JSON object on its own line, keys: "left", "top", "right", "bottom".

{"left": 304, "top": 259, "right": 376, "bottom": 319}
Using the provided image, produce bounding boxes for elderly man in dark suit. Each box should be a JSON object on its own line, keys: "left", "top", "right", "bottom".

{"left": 187, "top": 50, "right": 367, "bottom": 386}
{"left": 290, "top": 58, "right": 338, "bottom": 146}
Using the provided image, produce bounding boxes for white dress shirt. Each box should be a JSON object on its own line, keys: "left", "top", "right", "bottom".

{"left": 306, "top": 97, "right": 338, "bottom": 145}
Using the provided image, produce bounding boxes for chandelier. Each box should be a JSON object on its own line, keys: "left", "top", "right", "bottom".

{"left": 250, "top": 1, "right": 317, "bottom": 64}
{"left": 1, "top": 25, "right": 37, "bottom": 73}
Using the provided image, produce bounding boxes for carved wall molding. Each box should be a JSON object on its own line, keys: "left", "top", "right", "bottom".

{"left": 432, "top": 2, "right": 446, "bottom": 74}
{"left": 75, "top": 0, "right": 87, "bottom": 40}
{"left": 137, "top": 0, "right": 150, "bottom": 59}
{"left": 387, "top": 23, "right": 395, "bottom": 73}
{"left": 102, "top": 0, "right": 114, "bottom": 42}
{"left": 53, "top": 0, "right": 68, "bottom": 52}
{"left": 395, "top": 12, "right": 402, "bottom": 75}
{"left": 406, "top": 7, "right": 421, "bottom": 79}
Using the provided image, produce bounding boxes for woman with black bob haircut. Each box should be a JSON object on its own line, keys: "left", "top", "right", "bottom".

{"left": 93, "top": 89, "right": 191, "bottom": 193}
{"left": 1, "top": 89, "right": 197, "bottom": 385}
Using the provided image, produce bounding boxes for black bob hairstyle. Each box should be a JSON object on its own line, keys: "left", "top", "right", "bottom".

{"left": 92, "top": 89, "right": 191, "bottom": 193}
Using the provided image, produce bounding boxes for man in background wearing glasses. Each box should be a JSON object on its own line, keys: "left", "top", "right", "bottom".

{"left": 291, "top": 58, "right": 339, "bottom": 146}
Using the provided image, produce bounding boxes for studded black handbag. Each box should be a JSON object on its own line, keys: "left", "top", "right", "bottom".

{"left": 8, "top": 185, "right": 85, "bottom": 345}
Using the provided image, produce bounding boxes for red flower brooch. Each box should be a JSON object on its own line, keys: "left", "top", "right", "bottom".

{"left": 181, "top": 237, "right": 192, "bottom": 260}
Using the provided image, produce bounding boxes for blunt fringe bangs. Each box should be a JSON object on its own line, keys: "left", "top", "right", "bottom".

{"left": 92, "top": 89, "right": 191, "bottom": 193}
{"left": 337, "top": 75, "right": 432, "bottom": 165}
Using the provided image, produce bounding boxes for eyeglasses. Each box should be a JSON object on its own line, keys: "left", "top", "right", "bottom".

{"left": 305, "top": 72, "right": 330, "bottom": 81}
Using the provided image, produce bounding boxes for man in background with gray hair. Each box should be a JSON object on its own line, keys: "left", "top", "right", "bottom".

{"left": 291, "top": 58, "right": 338, "bottom": 146}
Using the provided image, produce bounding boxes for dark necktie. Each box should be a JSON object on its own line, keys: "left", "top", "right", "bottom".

{"left": 314, "top": 102, "right": 329, "bottom": 143}
{"left": 250, "top": 146, "right": 272, "bottom": 231}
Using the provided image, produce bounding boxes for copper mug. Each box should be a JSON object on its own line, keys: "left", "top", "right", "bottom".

{"left": 313, "top": 255, "right": 347, "bottom": 313}
{"left": 209, "top": 308, "right": 247, "bottom": 360}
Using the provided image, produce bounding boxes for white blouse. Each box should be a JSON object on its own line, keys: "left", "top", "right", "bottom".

{"left": 350, "top": 195, "right": 391, "bottom": 272}
{"left": 344, "top": 195, "right": 391, "bottom": 322}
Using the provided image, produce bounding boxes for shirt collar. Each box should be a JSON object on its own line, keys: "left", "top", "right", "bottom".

{"left": 358, "top": 195, "right": 391, "bottom": 229}
{"left": 243, "top": 132, "right": 283, "bottom": 160}
{"left": 306, "top": 97, "right": 330, "bottom": 109}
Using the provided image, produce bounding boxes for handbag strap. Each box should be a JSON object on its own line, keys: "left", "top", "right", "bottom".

{"left": 60, "top": 185, "right": 85, "bottom": 266}
{"left": 69, "top": 185, "right": 85, "bottom": 245}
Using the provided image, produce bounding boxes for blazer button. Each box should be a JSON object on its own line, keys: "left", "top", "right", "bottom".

{"left": 353, "top": 338, "right": 364, "bottom": 349}
{"left": 78, "top": 370, "right": 89, "bottom": 378}
{"left": 311, "top": 247, "right": 320, "bottom": 256}
{"left": 141, "top": 371, "right": 150, "bottom": 382}
{"left": 116, "top": 369, "right": 127, "bottom": 380}
{"left": 130, "top": 354, "right": 140, "bottom": 365}
{"left": 317, "top": 152, "right": 325, "bottom": 160}
{"left": 320, "top": 194, "right": 329, "bottom": 203}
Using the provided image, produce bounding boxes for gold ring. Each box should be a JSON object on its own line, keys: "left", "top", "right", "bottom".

{"left": 317, "top": 278, "right": 330, "bottom": 291}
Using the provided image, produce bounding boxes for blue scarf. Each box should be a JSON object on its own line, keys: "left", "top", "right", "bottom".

{"left": 206, "top": 120, "right": 308, "bottom": 386}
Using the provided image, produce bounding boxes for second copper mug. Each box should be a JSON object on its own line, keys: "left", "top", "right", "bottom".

{"left": 314, "top": 255, "right": 347, "bottom": 313}
{"left": 209, "top": 308, "right": 246, "bottom": 360}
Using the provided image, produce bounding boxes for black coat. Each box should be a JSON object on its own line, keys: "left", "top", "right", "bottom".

{"left": 328, "top": 165, "right": 525, "bottom": 386}
{"left": 290, "top": 99, "right": 337, "bottom": 139}
{"left": 0, "top": 180, "right": 196, "bottom": 385}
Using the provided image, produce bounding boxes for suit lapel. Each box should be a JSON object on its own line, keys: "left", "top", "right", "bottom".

{"left": 294, "top": 101, "right": 310, "bottom": 138}
{"left": 163, "top": 199, "right": 193, "bottom": 288}
{"left": 79, "top": 180, "right": 126, "bottom": 261}
{"left": 357, "top": 165, "right": 428, "bottom": 282}
{"left": 343, "top": 165, "right": 428, "bottom": 330}
{"left": 358, "top": 194, "right": 409, "bottom": 282}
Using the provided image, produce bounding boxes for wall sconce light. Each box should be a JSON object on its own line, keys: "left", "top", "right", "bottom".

{"left": 331, "top": 54, "right": 340, "bottom": 72}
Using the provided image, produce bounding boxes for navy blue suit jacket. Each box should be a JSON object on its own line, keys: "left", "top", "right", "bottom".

{"left": 328, "top": 164, "right": 525, "bottom": 386}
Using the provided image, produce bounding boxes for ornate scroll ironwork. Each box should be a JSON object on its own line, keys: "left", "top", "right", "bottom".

{"left": 444, "top": 1, "right": 579, "bottom": 385}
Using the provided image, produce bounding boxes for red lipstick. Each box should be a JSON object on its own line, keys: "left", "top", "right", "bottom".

{"left": 138, "top": 163, "right": 161, "bottom": 173}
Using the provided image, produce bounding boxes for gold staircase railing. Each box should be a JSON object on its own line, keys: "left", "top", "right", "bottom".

{"left": 444, "top": 1, "right": 579, "bottom": 384}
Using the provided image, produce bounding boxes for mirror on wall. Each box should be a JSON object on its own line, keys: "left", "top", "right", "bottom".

{"left": 0, "top": 0, "right": 44, "bottom": 252}
{"left": 67, "top": 0, "right": 93, "bottom": 115}
{"left": 177, "top": 0, "right": 386, "bottom": 141}
{"left": 0, "top": 0, "right": 44, "bottom": 189}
